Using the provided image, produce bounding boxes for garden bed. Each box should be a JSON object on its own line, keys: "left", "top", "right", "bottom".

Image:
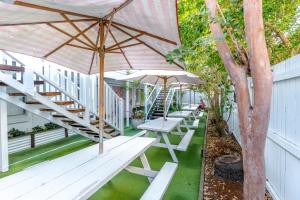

{"left": 202, "top": 113, "right": 272, "bottom": 200}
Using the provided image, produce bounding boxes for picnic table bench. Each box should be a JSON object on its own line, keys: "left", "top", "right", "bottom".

{"left": 168, "top": 110, "right": 199, "bottom": 129}
{"left": 0, "top": 132, "right": 177, "bottom": 200}
{"left": 138, "top": 118, "right": 194, "bottom": 163}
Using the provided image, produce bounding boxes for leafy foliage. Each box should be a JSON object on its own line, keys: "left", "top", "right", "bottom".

{"left": 168, "top": 0, "right": 300, "bottom": 135}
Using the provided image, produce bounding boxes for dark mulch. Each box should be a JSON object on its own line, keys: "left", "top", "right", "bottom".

{"left": 202, "top": 113, "right": 272, "bottom": 200}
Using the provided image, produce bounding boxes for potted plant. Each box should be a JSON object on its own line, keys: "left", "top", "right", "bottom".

{"left": 131, "top": 109, "right": 144, "bottom": 129}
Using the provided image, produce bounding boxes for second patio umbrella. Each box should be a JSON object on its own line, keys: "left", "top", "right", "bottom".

{"left": 119, "top": 70, "right": 204, "bottom": 120}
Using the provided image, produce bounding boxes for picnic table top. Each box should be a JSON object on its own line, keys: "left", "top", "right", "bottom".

{"left": 138, "top": 117, "right": 183, "bottom": 133}
{"left": 182, "top": 105, "right": 198, "bottom": 111}
{"left": 0, "top": 135, "right": 155, "bottom": 200}
{"left": 168, "top": 111, "right": 192, "bottom": 118}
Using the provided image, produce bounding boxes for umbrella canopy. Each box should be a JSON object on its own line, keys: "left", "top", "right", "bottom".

{"left": 119, "top": 70, "right": 204, "bottom": 120}
{"left": 0, "top": 0, "right": 184, "bottom": 74}
{"left": 118, "top": 70, "right": 204, "bottom": 85}
{"left": 0, "top": 0, "right": 184, "bottom": 154}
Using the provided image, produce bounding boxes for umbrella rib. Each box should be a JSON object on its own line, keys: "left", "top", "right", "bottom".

{"left": 61, "top": 13, "right": 96, "bottom": 48}
{"left": 112, "top": 21, "right": 177, "bottom": 45}
{"left": 106, "top": 33, "right": 143, "bottom": 51}
{"left": 111, "top": 24, "right": 185, "bottom": 70}
{"left": 0, "top": 19, "right": 97, "bottom": 27}
{"left": 88, "top": 22, "right": 101, "bottom": 75}
{"left": 46, "top": 23, "right": 95, "bottom": 49}
{"left": 108, "top": 29, "right": 133, "bottom": 69}
{"left": 67, "top": 44, "right": 94, "bottom": 51}
{"left": 14, "top": 1, "right": 98, "bottom": 19}
{"left": 108, "top": 42, "right": 142, "bottom": 51}
{"left": 44, "top": 21, "right": 98, "bottom": 58}
{"left": 103, "top": 0, "right": 134, "bottom": 20}
{"left": 154, "top": 76, "right": 160, "bottom": 85}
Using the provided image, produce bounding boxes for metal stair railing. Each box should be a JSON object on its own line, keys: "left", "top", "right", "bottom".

{"left": 145, "top": 86, "right": 162, "bottom": 120}
{"left": 165, "top": 88, "right": 175, "bottom": 117}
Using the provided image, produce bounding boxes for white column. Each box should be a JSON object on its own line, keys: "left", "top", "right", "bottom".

{"left": 144, "top": 84, "right": 148, "bottom": 121}
{"left": 125, "top": 82, "right": 130, "bottom": 127}
{"left": 0, "top": 87, "right": 8, "bottom": 172}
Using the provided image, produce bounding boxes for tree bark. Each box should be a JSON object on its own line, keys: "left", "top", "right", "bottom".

{"left": 205, "top": 0, "right": 273, "bottom": 199}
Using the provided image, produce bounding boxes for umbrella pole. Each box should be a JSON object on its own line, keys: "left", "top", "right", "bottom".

{"left": 163, "top": 77, "right": 167, "bottom": 121}
{"left": 98, "top": 21, "right": 105, "bottom": 154}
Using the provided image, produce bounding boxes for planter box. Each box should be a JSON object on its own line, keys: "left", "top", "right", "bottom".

{"left": 8, "top": 128, "right": 75, "bottom": 154}
{"left": 131, "top": 119, "right": 144, "bottom": 129}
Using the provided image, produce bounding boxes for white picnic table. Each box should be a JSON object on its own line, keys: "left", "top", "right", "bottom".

{"left": 182, "top": 105, "right": 199, "bottom": 119}
{"left": 138, "top": 117, "right": 194, "bottom": 163}
{"left": 0, "top": 132, "right": 177, "bottom": 200}
{"left": 168, "top": 111, "right": 199, "bottom": 129}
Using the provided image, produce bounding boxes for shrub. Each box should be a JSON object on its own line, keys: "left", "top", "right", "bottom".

{"left": 31, "top": 126, "right": 45, "bottom": 133}
{"left": 8, "top": 128, "right": 27, "bottom": 138}
{"left": 44, "top": 122, "right": 61, "bottom": 130}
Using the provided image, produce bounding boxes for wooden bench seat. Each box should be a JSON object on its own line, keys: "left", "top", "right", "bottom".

{"left": 140, "top": 162, "right": 178, "bottom": 200}
{"left": 0, "top": 133, "right": 155, "bottom": 200}
{"left": 176, "top": 130, "right": 195, "bottom": 151}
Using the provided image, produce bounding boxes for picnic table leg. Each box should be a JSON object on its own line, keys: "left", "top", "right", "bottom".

{"left": 183, "top": 119, "right": 190, "bottom": 131}
{"left": 176, "top": 125, "right": 184, "bottom": 138}
{"left": 192, "top": 112, "right": 197, "bottom": 120}
{"left": 140, "top": 153, "right": 153, "bottom": 182}
{"left": 162, "top": 133, "right": 178, "bottom": 163}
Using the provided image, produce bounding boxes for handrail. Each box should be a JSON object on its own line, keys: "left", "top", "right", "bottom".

{"left": 145, "top": 86, "right": 162, "bottom": 120}
{"left": 34, "top": 71, "right": 85, "bottom": 108}
{"left": 165, "top": 88, "right": 175, "bottom": 116}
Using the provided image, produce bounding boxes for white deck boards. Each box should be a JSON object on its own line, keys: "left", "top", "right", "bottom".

{"left": 168, "top": 111, "right": 192, "bottom": 118}
{"left": 0, "top": 136, "right": 156, "bottom": 200}
{"left": 138, "top": 117, "right": 183, "bottom": 133}
{"left": 177, "top": 130, "right": 195, "bottom": 151}
{"left": 182, "top": 105, "right": 198, "bottom": 111}
{"left": 140, "top": 162, "right": 177, "bottom": 200}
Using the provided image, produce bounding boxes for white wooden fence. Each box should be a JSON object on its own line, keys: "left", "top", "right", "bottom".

{"left": 224, "top": 55, "right": 300, "bottom": 200}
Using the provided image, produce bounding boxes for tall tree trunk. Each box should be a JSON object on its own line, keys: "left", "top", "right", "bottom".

{"left": 205, "top": 1, "right": 273, "bottom": 199}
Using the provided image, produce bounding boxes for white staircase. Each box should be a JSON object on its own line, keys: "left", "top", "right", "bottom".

{"left": 0, "top": 52, "right": 124, "bottom": 141}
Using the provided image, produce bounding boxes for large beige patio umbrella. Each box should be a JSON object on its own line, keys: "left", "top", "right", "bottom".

{"left": 118, "top": 70, "right": 204, "bottom": 120}
{"left": 0, "top": 0, "right": 184, "bottom": 153}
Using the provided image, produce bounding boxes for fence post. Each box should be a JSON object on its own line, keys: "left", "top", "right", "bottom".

{"left": 83, "top": 76, "right": 91, "bottom": 124}
{"left": 23, "top": 67, "right": 35, "bottom": 96}
{"left": 125, "top": 82, "right": 130, "bottom": 127}
{"left": 30, "top": 133, "right": 35, "bottom": 148}
{"left": 64, "top": 128, "right": 69, "bottom": 138}
{"left": 0, "top": 87, "right": 8, "bottom": 172}
{"left": 144, "top": 84, "right": 148, "bottom": 121}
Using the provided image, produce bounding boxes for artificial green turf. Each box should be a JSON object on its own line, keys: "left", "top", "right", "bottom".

{"left": 89, "top": 115, "right": 206, "bottom": 200}
{"left": 0, "top": 134, "right": 95, "bottom": 178}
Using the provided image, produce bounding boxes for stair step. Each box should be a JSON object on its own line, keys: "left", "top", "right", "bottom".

{"left": 104, "top": 128, "right": 114, "bottom": 134}
{"left": 61, "top": 119, "right": 75, "bottom": 124}
{"left": 0, "top": 64, "right": 25, "bottom": 72}
{"left": 9, "top": 91, "right": 62, "bottom": 97}
{"left": 53, "top": 114, "right": 68, "bottom": 118}
{"left": 71, "top": 124, "right": 85, "bottom": 128}
{"left": 90, "top": 120, "right": 99, "bottom": 125}
{"left": 40, "top": 108, "right": 85, "bottom": 113}
{"left": 0, "top": 80, "right": 44, "bottom": 86}
{"left": 26, "top": 100, "right": 74, "bottom": 105}
{"left": 79, "top": 128, "right": 91, "bottom": 132}
{"left": 38, "top": 92, "right": 62, "bottom": 96}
